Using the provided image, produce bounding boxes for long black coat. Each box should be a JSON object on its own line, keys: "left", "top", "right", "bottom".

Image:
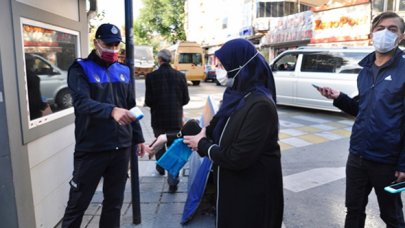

{"left": 198, "top": 93, "right": 284, "bottom": 228}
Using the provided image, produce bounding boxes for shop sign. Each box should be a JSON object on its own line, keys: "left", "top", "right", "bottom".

{"left": 312, "top": 0, "right": 369, "bottom": 12}
{"left": 311, "top": 3, "right": 371, "bottom": 43}
{"left": 263, "top": 11, "right": 312, "bottom": 45}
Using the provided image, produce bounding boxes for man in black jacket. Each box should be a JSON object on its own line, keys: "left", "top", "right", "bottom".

{"left": 145, "top": 49, "right": 190, "bottom": 192}
{"left": 62, "top": 23, "right": 144, "bottom": 228}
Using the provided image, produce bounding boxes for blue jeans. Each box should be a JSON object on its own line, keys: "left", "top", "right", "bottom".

{"left": 345, "top": 153, "right": 405, "bottom": 228}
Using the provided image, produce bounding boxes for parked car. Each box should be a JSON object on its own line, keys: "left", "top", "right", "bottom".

{"left": 25, "top": 53, "right": 72, "bottom": 110}
{"left": 270, "top": 46, "right": 373, "bottom": 112}
{"left": 204, "top": 64, "right": 216, "bottom": 82}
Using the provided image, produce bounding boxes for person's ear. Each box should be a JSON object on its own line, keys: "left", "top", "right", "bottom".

{"left": 398, "top": 33, "right": 405, "bottom": 43}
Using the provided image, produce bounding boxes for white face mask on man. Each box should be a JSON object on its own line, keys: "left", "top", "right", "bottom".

{"left": 372, "top": 28, "right": 398, "bottom": 53}
{"left": 215, "top": 52, "right": 259, "bottom": 87}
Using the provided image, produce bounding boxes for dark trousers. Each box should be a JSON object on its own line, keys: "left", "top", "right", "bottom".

{"left": 62, "top": 148, "right": 130, "bottom": 228}
{"left": 153, "top": 128, "right": 180, "bottom": 186}
{"left": 345, "top": 153, "right": 405, "bottom": 228}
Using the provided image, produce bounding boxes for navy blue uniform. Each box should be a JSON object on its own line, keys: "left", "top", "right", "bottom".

{"left": 62, "top": 51, "right": 144, "bottom": 228}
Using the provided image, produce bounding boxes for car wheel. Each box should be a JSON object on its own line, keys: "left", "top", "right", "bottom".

{"left": 192, "top": 81, "right": 200, "bottom": 86}
{"left": 56, "top": 89, "right": 72, "bottom": 109}
{"left": 215, "top": 79, "right": 221, "bottom": 86}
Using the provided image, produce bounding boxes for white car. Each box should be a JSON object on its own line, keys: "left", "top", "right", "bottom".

{"left": 25, "top": 53, "right": 72, "bottom": 110}
{"left": 270, "top": 47, "right": 374, "bottom": 112}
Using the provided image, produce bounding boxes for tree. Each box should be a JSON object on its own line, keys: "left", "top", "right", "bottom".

{"left": 135, "top": 0, "right": 186, "bottom": 45}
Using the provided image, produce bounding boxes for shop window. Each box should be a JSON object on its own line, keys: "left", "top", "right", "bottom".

{"left": 21, "top": 18, "right": 79, "bottom": 128}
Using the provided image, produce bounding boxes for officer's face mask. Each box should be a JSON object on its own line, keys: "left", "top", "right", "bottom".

{"left": 372, "top": 28, "right": 398, "bottom": 53}
{"left": 215, "top": 52, "right": 259, "bottom": 87}
{"left": 96, "top": 40, "right": 120, "bottom": 63}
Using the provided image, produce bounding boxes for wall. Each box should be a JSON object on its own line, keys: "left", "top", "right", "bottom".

{"left": 0, "top": 0, "right": 88, "bottom": 227}
{"left": 28, "top": 125, "right": 75, "bottom": 227}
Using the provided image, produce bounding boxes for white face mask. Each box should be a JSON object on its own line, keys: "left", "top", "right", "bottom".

{"left": 215, "top": 52, "right": 259, "bottom": 87}
{"left": 372, "top": 28, "right": 398, "bottom": 53}
{"left": 215, "top": 68, "right": 228, "bottom": 86}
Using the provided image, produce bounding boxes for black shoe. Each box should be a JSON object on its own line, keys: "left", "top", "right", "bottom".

{"left": 169, "top": 184, "right": 178, "bottom": 193}
{"left": 156, "top": 165, "right": 165, "bottom": 175}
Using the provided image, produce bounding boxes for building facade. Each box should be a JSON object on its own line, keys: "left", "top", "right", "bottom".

{"left": 185, "top": 0, "right": 405, "bottom": 63}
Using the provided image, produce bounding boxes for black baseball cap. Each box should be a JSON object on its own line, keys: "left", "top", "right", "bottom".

{"left": 95, "top": 23, "right": 122, "bottom": 44}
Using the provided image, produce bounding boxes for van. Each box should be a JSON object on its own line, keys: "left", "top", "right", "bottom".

{"left": 25, "top": 53, "right": 72, "bottom": 110}
{"left": 134, "top": 45, "right": 155, "bottom": 77}
{"left": 167, "top": 41, "right": 205, "bottom": 86}
{"left": 270, "top": 46, "right": 374, "bottom": 112}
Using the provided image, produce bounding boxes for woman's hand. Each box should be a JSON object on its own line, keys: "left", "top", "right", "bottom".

{"left": 145, "top": 134, "right": 167, "bottom": 159}
{"left": 183, "top": 128, "right": 206, "bottom": 151}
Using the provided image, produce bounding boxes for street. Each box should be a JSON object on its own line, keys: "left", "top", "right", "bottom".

{"left": 133, "top": 79, "right": 397, "bottom": 227}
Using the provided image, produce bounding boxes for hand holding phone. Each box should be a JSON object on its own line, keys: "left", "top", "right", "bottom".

{"left": 384, "top": 181, "right": 405, "bottom": 194}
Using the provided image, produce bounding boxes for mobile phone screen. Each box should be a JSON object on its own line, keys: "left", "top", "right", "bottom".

{"left": 389, "top": 182, "right": 405, "bottom": 190}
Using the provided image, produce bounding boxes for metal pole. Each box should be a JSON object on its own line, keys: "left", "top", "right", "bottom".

{"left": 125, "top": 0, "right": 141, "bottom": 224}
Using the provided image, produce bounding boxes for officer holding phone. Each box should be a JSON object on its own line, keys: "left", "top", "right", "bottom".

{"left": 316, "top": 12, "right": 405, "bottom": 228}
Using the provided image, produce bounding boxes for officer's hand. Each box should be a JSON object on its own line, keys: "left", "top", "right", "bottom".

{"left": 111, "top": 107, "right": 136, "bottom": 125}
{"left": 395, "top": 171, "right": 405, "bottom": 182}
{"left": 137, "top": 144, "right": 145, "bottom": 157}
{"left": 318, "top": 87, "right": 340, "bottom": 100}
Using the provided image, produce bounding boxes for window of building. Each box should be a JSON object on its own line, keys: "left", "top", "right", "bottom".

{"left": 373, "top": 0, "right": 405, "bottom": 12}
{"left": 222, "top": 17, "right": 228, "bottom": 29}
{"left": 399, "top": 0, "right": 405, "bottom": 11}
{"left": 373, "top": 0, "right": 385, "bottom": 12}
{"left": 21, "top": 18, "right": 78, "bottom": 128}
{"left": 256, "top": 1, "right": 311, "bottom": 18}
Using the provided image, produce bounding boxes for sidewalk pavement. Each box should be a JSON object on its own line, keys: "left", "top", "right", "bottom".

{"left": 78, "top": 106, "right": 215, "bottom": 228}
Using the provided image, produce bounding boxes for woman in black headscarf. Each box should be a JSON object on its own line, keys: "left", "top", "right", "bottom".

{"left": 183, "top": 38, "right": 283, "bottom": 228}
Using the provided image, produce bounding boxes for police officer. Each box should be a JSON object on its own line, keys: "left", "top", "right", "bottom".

{"left": 62, "top": 23, "right": 145, "bottom": 228}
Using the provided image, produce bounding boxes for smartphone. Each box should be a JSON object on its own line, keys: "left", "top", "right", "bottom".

{"left": 384, "top": 181, "right": 405, "bottom": 193}
{"left": 312, "top": 84, "right": 321, "bottom": 90}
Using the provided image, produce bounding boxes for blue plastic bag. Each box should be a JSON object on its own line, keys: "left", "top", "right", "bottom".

{"left": 156, "top": 138, "right": 192, "bottom": 177}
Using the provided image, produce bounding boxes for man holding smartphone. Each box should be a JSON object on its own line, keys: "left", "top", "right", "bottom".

{"left": 317, "top": 12, "right": 405, "bottom": 227}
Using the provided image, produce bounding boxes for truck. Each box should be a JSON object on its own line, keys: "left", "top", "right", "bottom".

{"left": 134, "top": 45, "right": 155, "bottom": 77}
{"left": 166, "top": 41, "right": 205, "bottom": 86}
